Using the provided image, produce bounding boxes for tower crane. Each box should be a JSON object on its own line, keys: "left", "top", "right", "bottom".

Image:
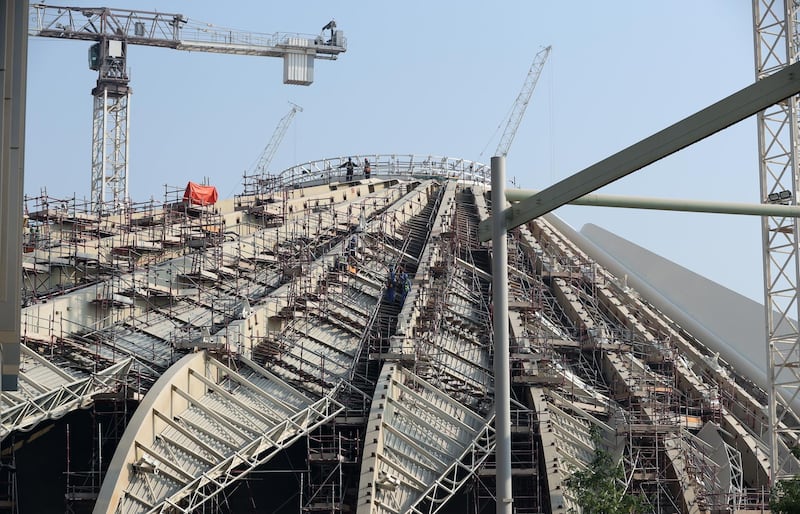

{"left": 28, "top": 4, "right": 346, "bottom": 214}
{"left": 248, "top": 101, "right": 303, "bottom": 187}
{"left": 495, "top": 45, "right": 551, "bottom": 158}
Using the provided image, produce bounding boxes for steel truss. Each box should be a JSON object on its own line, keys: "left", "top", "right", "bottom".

{"left": 91, "top": 88, "right": 130, "bottom": 214}
{"left": 1, "top": 348, "right": 131, "bottom": 440}
{"left": 753, "top": 0, "right": 800, "bottom": 479}
{"left": 154, "top": 391, "right": 343, "bottom": 513}
{"left": 407, "top": 417, "right": 496, "bottom": 514}
{"left": 264, "top": 154, "right": 491, "bottom": 194}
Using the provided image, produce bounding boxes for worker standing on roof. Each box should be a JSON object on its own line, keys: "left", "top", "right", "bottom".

{"left": 363, "top": 158, "right": 371, "bottom": 179}
{"left": 338, "top": 157, "right": 357, "bottom": 182}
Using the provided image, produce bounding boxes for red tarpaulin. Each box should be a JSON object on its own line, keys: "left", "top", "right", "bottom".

{"left": 183, "top": 182, "right": 218, "bottom": 206}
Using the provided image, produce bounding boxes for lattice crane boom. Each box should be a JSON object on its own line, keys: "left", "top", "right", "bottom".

{"left": 253, "top": 102, "right": 303, "bottom": 177}
{"left": 495, "top": 45, "right": 551, "bottom": 158}
{"left": 29, "top": 5, "right": 346, "bottom": 60}
{"left": 28, "top": 4, "right": 346, "bottom": 213}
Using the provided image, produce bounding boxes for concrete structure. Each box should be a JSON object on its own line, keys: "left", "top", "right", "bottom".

{"left": 0, "top": 156, "right": 790, "bottom": 513}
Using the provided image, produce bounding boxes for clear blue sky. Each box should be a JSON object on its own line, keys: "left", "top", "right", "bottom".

{"left": 25, "top": 2, "right": 761, "bottom": 301}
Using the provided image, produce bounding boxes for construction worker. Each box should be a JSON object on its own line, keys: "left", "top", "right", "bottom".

{"left": 399, "top": 267, "right": 410, "bottom": 302}
{"left": 363, "top": 158, "right": 371, "bottom": 179}
{"left": 338, "top": 157, "right": 357, "bottom": 182}
{"left": 322, "top": 19, "right": 337, "bottom": 45}
{"left": 347, "top": 235, "right": 358, "bottom": 261}
{"left": 386, "top": 265, "right": 396, "bottom": 303}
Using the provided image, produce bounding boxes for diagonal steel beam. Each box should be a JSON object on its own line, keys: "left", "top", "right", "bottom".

{"left": 478, "top": 59, "right": 800, "bottom": 242}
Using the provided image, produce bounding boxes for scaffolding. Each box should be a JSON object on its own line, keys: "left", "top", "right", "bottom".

{"left": 10, "top": 163, "right": 792, "bottom": 512}
{"left": 473, "top": 408, "right": 541, "bottom": 514}
{"left": 0, "top": 438, "right": 18, "bottom": 514}
{"left": 64, "top": 392, "right": 133, "bottom": 514}
{"left": 303, "top": 425, "right": 361, "bottom": 512}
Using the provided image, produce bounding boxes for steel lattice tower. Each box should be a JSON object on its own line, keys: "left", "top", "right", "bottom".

{"left": 90, "top": 39, "right": 131, "bottom": 214}
{"left": 753, "top": 0, "right": 800, "bottom": 480}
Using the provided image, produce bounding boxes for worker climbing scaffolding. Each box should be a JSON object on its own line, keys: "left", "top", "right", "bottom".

{"left": 398, "top": 266, "right": 410, "bottom": 302}
{"left": 385, "top": 263, "right": 411, "bottom": 304}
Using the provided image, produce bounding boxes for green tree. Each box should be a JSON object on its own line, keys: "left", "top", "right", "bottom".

{"left": 564, "top": 432, "right": 644, "bottom": 514}
{"left": 770, "top": 446, "right": 800, "bottom": 513}
{"left": 770, "top": 477, "right": 800, "bottom": 513}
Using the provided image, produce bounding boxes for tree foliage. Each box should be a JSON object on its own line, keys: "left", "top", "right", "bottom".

{"left": 770, "top": 446, "right": 800, "bottom": 513}
{"left": 771, "top": 477, "right": 800, "bottom": 513}
{"left": 564, "top": 431, "right": 644, "bottom": 514}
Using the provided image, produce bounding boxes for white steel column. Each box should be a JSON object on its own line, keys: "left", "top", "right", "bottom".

{"left": 0, "top": 0, "right": 26, "bottom": 390}
{"left": 753, "top": 0, "right": 800, "bottom": 480}
{"left": 491, "top": 156, "right": 512, "bottom": 514}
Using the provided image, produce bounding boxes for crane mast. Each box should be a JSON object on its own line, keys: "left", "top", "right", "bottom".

{"left": 28, "top": 4, "right": 346, "bottom": 214}
{"left": 495, "top": 45, "right": 551, "bottom": 158}
{"left": 753, "top": 0, "right": 800, "bottom": 482}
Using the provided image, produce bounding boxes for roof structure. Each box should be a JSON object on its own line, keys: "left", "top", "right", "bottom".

{"left": 7, "top": 154, "right": 794, "bottom": 512}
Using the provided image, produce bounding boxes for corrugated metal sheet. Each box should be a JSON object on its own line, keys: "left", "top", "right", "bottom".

{"left": 283, "top": 51, "right": 313, "bottom": 85}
